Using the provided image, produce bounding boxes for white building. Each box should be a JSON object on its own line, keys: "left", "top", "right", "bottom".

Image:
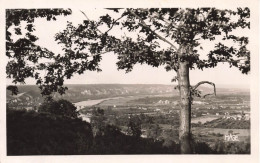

{"left": 79, "top": 113, "right": 91, "bottom": 123}
{"left": 244, "top": 114, "right": 250, "bottom": 120}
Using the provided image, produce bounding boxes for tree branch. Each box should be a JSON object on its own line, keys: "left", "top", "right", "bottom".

{"left": 80, "top": 9, "right": 179, "bottom": 57}
{"left": 127, "top": 9, "right": 178, "bottom": 51}
{"left": 105, "top": 14, "right": 126, "bottom": 33}
{"left": 192, "top": 81, "right": 216, "bottom": 98}
{"left": 81, "top": 10, "right": 126, "bottom": 35}
{"left": 138, "top": 8, "right": 177, "bottom": 27}
{"left": 80, "top": 10, "right": 103, "bottom": 34}
{"left": 79, "top": 10, "right": 115, "bottom": 57}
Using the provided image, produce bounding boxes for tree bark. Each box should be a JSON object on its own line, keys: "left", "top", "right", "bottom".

{"left": 178, "top": 60, "right": 192, "bottom": 154}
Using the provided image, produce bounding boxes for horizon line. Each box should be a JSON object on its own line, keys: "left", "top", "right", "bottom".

{"left": 6, "top": 83, "right": 250, "bottom": 89}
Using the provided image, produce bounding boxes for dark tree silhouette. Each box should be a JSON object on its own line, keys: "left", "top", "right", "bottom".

{"left": 38, "top": 99, "right": 79, "bottom": 119}
{"left": 127, "top": 115, "right": 142, "bottom": 138}
{"left": 6, "top": 85, "right": 19, "bottom": 95}
{"left": 6, "top": 9, "right": 72, "bottom": 95}
{"left": 7, "top": 109, "right": 93, "bottom": 155}
{"left": 6, "top": 8, "right": 250, "bottom": 153}
{"left": 147, "top": 124, "right": 162, "bottom": 140}
{"left": 91, "top": 107, "right": 107, "bottom": 136}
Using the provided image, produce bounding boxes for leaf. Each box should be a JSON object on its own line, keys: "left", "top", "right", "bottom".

{"left": 14, "top": 28, "right": 22, "bottom": 35}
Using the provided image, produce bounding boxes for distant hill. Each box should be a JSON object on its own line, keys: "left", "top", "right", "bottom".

{"left": 6, "top": 84, "right": 249, "bottom": 103}
{"left": 7, "top": 84, "right": 177, "bottom": 103}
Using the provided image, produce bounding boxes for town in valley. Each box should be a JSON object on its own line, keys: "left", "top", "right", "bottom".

{"left": 7, "top": 84, "right": 250, "bottom": 150}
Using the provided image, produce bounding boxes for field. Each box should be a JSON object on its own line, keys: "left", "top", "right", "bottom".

{"left": 192, "top": 127, "right": 250, "bottom": 143}
{"left": 98, "top": 96, "right": 144, "bottom": 106}
{"left": 191, "top": 115, "right": 220, "bottom": 124}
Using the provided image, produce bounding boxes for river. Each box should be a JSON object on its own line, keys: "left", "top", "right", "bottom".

{"left": 73, "top": 96, "right": 124, "bottom": 109}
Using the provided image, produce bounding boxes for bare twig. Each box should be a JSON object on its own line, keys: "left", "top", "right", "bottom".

{"left": 80, "top": 10, "right": 103, "bottom": 34}
{"left": 216, "top": 58, "right": 248, "bottom": 64}
{"left": 192, "top": 81, "right": 216, "bottom": 98}
{"left": 105, "top": 14, "right": 126, "bottom": 33}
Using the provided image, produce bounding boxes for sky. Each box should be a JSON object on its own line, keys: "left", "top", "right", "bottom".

{"left": 6, "top": 8, "right": 251, "bottom": 88}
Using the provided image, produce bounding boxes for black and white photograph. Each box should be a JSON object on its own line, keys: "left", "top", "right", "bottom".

{"left": 0, "top": 0, "right": 259, "bottom": 163}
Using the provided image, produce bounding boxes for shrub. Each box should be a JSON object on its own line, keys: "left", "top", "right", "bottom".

{"left": 7, "top": 109, "right": 93, "bottom": 155}
{"left": 38, "top": 99, "right": 79, "bottom": 119}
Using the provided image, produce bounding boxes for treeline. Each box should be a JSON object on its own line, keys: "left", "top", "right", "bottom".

{"left": 202, "top": 118, "right": 250, "bottom": 129}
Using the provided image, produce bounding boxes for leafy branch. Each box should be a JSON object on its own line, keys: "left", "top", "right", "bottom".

{"left": 127, "top": 9, "right": 178, "bottom": 51}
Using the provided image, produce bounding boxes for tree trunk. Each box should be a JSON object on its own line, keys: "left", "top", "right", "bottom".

{"left": 178, "top": 60, "right": 192, "bottom": 154}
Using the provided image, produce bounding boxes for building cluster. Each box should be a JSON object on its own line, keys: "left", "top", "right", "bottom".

{"left": 7, "top": 96, "right": 41, "bottom": 112}
{"left": 138, "top": 106, "right": 148, "bottom": 110}
{"left": 223, "top": 112, "right": 250, "bottom": 121}
{"left": 157, "top": 100, "right": 170, "bottom": 104}
{"left": 193, "top": 101, "right": 208, "bottom": 105}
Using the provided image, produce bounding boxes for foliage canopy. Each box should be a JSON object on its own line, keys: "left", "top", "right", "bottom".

{"left": 6, "top": 8, "right": 250, "bottom": 96}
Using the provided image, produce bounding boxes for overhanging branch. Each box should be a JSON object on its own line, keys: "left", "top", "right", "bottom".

{"left": 79, "top": 10, "right": 114, "bottom": 57}
{"left": 80, "top": 9, "right": 179, "bottom": 57}
{"left": 192, "top": 81, "right": 216, "bottom": 98}
{"left": 127, "top": 9, "right": 178, "bottom": 51}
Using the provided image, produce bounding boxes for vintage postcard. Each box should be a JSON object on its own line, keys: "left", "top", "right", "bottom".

{"left": 0, "top": 0, "right": 259, "bottom": 163}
